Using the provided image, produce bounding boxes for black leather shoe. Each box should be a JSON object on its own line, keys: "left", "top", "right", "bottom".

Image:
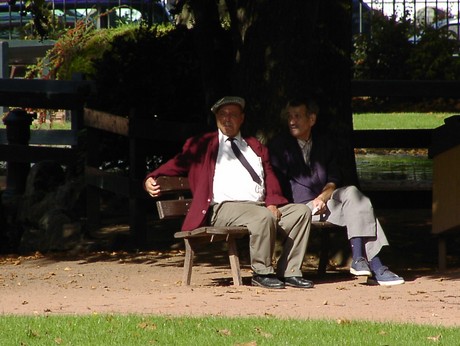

{"left": 283, "top": 277, "right": 314, "bottom": 288}
{"left": 251, "top": 274, "right": 285, "bottom": 289}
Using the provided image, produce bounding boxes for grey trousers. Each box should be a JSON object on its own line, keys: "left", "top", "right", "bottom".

{"left": 308, "top": 185, "right": 389, "bottom": 260}
{"left": 210, "top": 201, "right": 311, "bottom": 278}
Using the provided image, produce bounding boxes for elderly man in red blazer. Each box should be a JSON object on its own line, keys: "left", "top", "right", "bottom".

{"left": 144, "top": 96, "right": 313, "bottom": 289}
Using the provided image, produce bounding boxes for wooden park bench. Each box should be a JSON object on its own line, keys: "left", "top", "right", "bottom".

{"left": 155, "top": 176, "right": 345, "bottom": 286}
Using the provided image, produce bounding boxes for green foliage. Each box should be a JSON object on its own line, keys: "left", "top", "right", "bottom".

{"left": 27, "top": 23, "right": 147, "bottom": 80}
{"left": 15, "top": 0, "right": 76, "bottom": 40}
{"left": 353, "top": 11, "right": 460, "bottom": 81}
{"left": 29, "top": 21, "right": 202, "bottom": 120}
{"left": 353, "top": 11, "right": 413, "bottom": 80}
{"left": 0, "top": 315, "right": 458, "bottom": 345}
{"left": 88, "top": 25, "right": 204, "bottom": 119}
{"left": 407, "top": 26, "right": 460, "bottom": 80}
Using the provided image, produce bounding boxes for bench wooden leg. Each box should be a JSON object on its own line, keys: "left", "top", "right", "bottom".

{"left": 438, "top": 235, "right": 447, "bottom": 272}
{"left": 182, "top": 239, "right": 194, "bottom": 285}
{"left": 227, "top": 237, "right": 243, "bottom": 286}
{"left": 318, "top": 229, "right": 330, "bottom": 276}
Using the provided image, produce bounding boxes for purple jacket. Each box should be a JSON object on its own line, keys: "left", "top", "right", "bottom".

{"left": 145, "top": 131, "right": 288, "bottom": 231}
{"left": 269, "top": 132, "right": 342, "bottom": 204}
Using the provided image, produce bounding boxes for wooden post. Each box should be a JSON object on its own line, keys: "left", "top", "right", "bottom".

{"left": 85, "top": 122, "right": 101, "bottom": 232}
{"left": 129, "top": 109, "right": 147, "bottom": 248}
{"left": 0, "top": 41, "right": 8, "bottom": 115}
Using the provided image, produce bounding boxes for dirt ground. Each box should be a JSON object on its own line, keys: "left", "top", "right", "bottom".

{"left": 0, "top": 249, "right": 460, "bottom": 327}
{"left": 1, "top": 208, "right": 460, "bottom": 328}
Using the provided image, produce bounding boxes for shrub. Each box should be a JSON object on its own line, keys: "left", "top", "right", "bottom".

{"left": 352, "top": 11, "right": 413, "bottom": 80}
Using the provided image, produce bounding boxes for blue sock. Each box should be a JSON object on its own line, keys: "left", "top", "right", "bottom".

{"left": 350, "top": 237, "right": 364, "bottom": 261}
{"left": 369, "top": 256, "right": 384, "bottom": 272}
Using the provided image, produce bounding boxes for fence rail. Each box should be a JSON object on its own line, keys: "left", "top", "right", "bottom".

{"left": 0, "top": 78, "right": 95, "bottom": 176}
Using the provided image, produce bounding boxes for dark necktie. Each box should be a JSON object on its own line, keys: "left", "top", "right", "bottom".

{"left": 228, "top": 138, "right": 262, "bottom": 185}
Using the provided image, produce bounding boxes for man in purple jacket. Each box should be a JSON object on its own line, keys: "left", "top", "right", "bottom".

{"left": 144, "top": 96, "right": 313, "bottom": 289}
{"left": 269, "top": 97, "right": 404, "bottom": 286}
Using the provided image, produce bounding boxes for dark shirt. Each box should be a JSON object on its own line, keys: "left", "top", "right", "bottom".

{"left": 269, "top": 131, "right": 342, "bottom": 204}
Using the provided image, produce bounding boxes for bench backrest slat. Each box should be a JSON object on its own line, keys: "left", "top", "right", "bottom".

{"left": 157, "top": 199, "right": 192, "bottom": 219}
{"left": 156, "top": 176, "right": 190, "bottom": 193}
{"left": 155, "top": 176, "right": 192, "bottom": 219}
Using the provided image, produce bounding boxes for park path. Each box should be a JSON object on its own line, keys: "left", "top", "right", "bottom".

{"left": 1, "top": 250, "right": 460, "bottom": 327}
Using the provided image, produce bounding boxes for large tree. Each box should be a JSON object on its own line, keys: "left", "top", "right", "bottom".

{"left": 177, "top": 0, "right": 357, "bottom": 183}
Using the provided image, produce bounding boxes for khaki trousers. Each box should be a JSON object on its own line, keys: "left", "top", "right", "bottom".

{"left": 210, "top": 201, "right": 311, "bottom": 278}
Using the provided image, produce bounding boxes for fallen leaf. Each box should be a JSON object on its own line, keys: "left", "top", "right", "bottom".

{"left": 44, "top": 273, "right": 56, "bottom": 280}
{"left": 427, "top": 334, "right": 442, "bottom": 342}
{"left": 27, "top": 329, "right": 40, "bottom": 337}
{"left": 255, "top": 327, "right": 273, "bottom": 338}
{"left": 217, "top": 329, "right": 231, "bottom": 336}
{"left": 138, "top": 322, "right": 157, "bottom": 330}
{"left": 336, "top": 318, "right": 351, "bottom": 324}
{"left": 235, "top": 341, "right": 257, "bottom": 346}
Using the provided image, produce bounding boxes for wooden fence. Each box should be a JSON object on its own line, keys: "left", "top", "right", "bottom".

{"left": 81, "top": 80, "right": 459, "bottom": 247}
{"left": 83, "top": 108, "right": 204, "bottom": 246}
{"left": 0, "top": 78, "right": 95, "bottom": 162}
{"left": 1, "top": 77, "right": 459, "bottom": 268}
{"left": 0, "top": 39, "right": 90, "bottom": 163}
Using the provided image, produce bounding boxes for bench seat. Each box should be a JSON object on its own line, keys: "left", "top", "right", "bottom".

{"left": 155, "top": 176, "right": 345, "bottom": 286}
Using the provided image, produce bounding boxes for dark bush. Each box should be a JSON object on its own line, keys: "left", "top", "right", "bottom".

{"left": 90, "top": 25, "right": 205, "bottom": 122}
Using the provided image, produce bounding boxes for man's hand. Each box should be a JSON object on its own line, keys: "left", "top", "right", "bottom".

{"left": 267, "top": 205, "right": 282, "bottom": 221}
{"left": 145, "top": 177, "right": 161, "bottom": 197}
{"left": 312, "top": 197, "right": 326, "bottom": 215}
{"left": 312, "top": 182, "right": 336, "bottom": 214}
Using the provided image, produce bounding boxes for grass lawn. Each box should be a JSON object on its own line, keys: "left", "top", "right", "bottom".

{"left": 0, "top": 315, "right": 458, "bottom": 345}
{"left": 0, "top": 112, "right": 453, "bottom": 131}
{"left": 353, "top": 112, "right": 453, "bottom": 130}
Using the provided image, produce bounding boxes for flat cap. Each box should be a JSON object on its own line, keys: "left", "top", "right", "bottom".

{"left": 211, "top": 96, "right": 245, "bottom": 114}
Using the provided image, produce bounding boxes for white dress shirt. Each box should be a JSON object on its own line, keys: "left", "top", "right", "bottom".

{"left": 213, "top": 130, "right": 265, "bottom": 203}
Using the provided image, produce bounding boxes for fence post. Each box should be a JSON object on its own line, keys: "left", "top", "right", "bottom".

{"left": 0, "top": 41, "right": 9, "bottom": 115}
{"left": 1, "top": 108, "right": 32, "bottom": 204}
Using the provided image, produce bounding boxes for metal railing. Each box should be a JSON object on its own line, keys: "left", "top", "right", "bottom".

{"left": 0, "top": 0, "right": 171, "bottom": 39}
{"left": 355, "top": 0, "right": 460, "bottom": 35}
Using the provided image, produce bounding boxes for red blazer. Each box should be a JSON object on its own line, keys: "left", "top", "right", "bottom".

{"left": 145, "top": 131, "right": 288, "bottom": 231}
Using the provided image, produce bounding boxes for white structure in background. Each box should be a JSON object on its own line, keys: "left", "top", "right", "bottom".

{"left": 363, "top": 0, "right": 460, "bottom": 21}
